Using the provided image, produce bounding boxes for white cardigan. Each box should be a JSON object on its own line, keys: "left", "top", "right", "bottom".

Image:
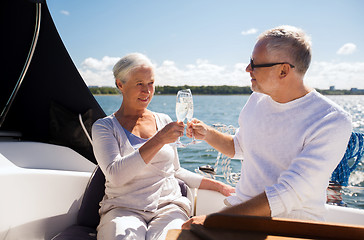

{"left": 92, "top": 112, "right": 203, "bottom": 215}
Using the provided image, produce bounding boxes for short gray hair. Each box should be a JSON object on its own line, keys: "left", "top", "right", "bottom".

{"left": 113, "top": 53, "right": 154, "bottom": 86}
{"left": 258, "top": 25, "right": 312, "bottom": 74}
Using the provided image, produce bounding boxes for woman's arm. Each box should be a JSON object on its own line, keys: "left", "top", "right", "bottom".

{"left": 92, "top": 120, "right": 146, "bottom": 186}
{"left": 174, "top": 153, "right": 234, "bottom": 197}
{"left": 198, "top": 177, "right": 235, "bottom": 197}
{"left": 139, "top": 121, "right": 184, "bottom": 164}
{"left": 92, "top": 119, "right": 184, "bottom": 186}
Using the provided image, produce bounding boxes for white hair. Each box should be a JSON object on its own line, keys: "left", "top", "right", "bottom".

{"left": 113, "top": 53, "right": 154, "bottom": 86}
{"left": 258, "top": 25, "right": 312, "bottom": 74}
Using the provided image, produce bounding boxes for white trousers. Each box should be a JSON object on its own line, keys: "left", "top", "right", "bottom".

{"left": 97, "top": 204, "right": 189, "bottom": 240}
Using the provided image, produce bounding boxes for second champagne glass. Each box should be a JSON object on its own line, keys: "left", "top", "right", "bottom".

{"left": 185, "top": 89, "right": 201, "bottom": 145}
{"left": 175, "top": 89, "right": 190, "bottom": 147}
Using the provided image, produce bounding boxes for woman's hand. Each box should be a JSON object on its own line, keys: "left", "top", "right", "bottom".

{"left": 139, "top": 121, "right": 184, "bottom": 164}
{"left": 155, "top": 121, "right": 185, "bottom": 144}
{"left": 186, "top": 118, "right": 209, "bottom": 140}
{"left": 218, "top": 182, "right": 235, "bottom": 197}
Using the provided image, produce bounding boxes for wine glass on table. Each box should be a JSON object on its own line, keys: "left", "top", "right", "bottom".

{"left": 175, "top": 89, "right": 190, "bottom": 147}
{"left": 185, "top": 89, "right": 201, "bottom": 145}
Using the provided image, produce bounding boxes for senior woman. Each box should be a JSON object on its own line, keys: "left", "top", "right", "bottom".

{"left": 92, "top": 53, "right": 234, "bottom": 240}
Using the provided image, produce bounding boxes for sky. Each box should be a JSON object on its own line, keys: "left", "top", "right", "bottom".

{"left": 47, "top": 0, "right": 364, "bottom": 89}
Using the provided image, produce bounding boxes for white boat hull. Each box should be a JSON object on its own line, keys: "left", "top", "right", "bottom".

{"left": 0, "top": 142, "right": 95, "bottom": 239}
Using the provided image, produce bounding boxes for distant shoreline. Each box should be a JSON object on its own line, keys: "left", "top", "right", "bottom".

{"left": 89, "top": 86, "right": 364, "bottom": 95}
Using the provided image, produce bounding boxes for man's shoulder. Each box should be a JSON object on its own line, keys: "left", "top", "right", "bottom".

{"left": 247, "top": 92, "right": 269, "bottom": 104}
{"left": 309, "top": 92, "right": 352, "bottom": 129}
{"left": 311, "top": 91, "right": 350, "bottom": 116}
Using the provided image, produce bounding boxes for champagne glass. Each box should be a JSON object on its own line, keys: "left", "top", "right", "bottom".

{"left": 185, "top": 89, "right": 201, "bottom": 145}
{"left": 175, "top": 89, "right": 190, "bottom": 147}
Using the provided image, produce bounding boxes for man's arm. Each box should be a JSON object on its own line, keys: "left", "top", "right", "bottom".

{"left": 182, "top": 192, "right": 271, "bottom": 229}
{"left": 220, "top": 192, "right": 271, "bottom": 216}
{"left": 205, "top": 127, "right": 235, "bottom": 158}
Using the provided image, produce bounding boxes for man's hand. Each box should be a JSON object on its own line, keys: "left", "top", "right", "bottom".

{"left": 181, "top": 215, "right": 207, "bottom": 230}
{"left": 186, "top": 118, "right": 209, "bottom": 140}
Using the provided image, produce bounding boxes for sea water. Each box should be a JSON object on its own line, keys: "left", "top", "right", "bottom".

{"left": 94, "top": 94, "right": 364, "bottom": 210}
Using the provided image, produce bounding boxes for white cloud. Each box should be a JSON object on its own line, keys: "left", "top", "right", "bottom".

{"left": 79, "top": 56, "right": 120, "bottom": 86}
{"left": 154, "top": 59, "right": 250, "bottom": 86}
{"left": 79, "top": 56, "right": 364, "bottom": 90}
{"left": 60, "top": 10, "right": 70, "bottom": 16}
{"left": 241, "top": 28, "right": 258, "bottom": 35}
{"left": 79, "top": 57, "right": 251, "bottom": 87}
{"left": 336, "top": 43, "right": 357, "bottom": 55}
{"left": 306, "top": 61, "right": 364, "bottom": 89}
{"left": 82, "top": 56, "right": 119, "bottom": 71}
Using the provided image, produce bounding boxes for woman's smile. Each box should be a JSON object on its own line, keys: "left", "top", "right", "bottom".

{"left": 138, "top": 96, "right": 150, "bottom": 102}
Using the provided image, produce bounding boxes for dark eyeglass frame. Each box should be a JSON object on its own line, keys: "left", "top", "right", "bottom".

{"left": 250, "top": 58, "right": 295, "bottom": 70}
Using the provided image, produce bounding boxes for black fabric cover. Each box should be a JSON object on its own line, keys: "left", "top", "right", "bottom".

{"left": 49, "top": 101, "right": 95, "bottom": 163}
{"left": 177, "top": 179, "right": 188, "bottom": 197}
{"left": 1, "top": 0, "right": 105, "bottom": 163}
{"left": 77, "top": 166, "right": 105, "bottom": 229}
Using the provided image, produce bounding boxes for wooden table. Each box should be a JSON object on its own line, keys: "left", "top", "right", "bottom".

{"left": 166, "top": 214, "right": 364, "bottom": 240}
{"left": 166, "top": 229, "right": 314, "bottom": 240}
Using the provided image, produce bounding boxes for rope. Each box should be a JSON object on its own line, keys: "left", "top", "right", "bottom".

{"left": 79, "top": 113, "right": 93, "bottom": 145}
{"left": 331, "top": 132, "right": 364, "bottom": 186}
{"left": 196, "top": 124, "right": 240, "bottom": 185}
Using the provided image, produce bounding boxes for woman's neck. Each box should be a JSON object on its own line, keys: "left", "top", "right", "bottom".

{"left": 116, "top": 104, "right": 149, "bottom": 119}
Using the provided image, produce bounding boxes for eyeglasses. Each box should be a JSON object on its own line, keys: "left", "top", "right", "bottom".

{"left": 250, "top": 58, "right": 295, "bottom": 70}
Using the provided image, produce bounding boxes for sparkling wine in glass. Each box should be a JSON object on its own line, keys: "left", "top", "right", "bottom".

{"left": 175, "top": 89, "right": 190, "bottom": 147}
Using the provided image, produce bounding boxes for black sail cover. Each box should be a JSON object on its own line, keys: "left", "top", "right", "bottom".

{"left": 0, "top": 0, "right": 106, "bottom": 163}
